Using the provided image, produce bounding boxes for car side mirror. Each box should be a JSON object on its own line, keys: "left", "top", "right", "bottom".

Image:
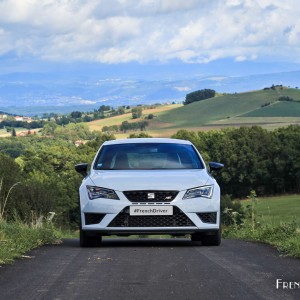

{"left": 209, "top": 162, "right": 224, "bottom": 173}
{"left": 75, "top": 163, "right": 89, "bottom": 177}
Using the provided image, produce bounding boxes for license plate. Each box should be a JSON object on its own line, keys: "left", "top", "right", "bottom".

{"left": 130, "top": 206, "right": 173, "bottom": 216}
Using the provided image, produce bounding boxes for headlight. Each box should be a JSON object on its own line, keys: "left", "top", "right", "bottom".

{"left": 87, "top": 186, "right": 119, "bottom": 200}
{"left": 183, "top": 185, "right": 213, "bottom": 199}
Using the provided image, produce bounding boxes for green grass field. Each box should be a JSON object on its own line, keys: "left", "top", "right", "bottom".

{"left": 155, "top": 88, "right": 300, "bottom": 131}
{"left": 241, "top": 194, "right": 300, "bottom": 226}
{"left": 0, "top": 128, "right": 27, "bottom": 137}
{"left": 85, "top": 87, "right": 300, "bottom": 137}
{"left": 0, "top": 129, "right": 9, "bottom": 137}
{"left": 279, "top": 87, "right": 300, "bottom": 100}
{"left": 157, "top": 89, "right": 282, "bottom": 127}
{"left": 241, "top": 101, "right": 300, "bottom": 117}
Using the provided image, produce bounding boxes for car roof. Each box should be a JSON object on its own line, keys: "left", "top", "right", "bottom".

{"left": 102, "top": 138, "right": 192, "bottom": 146}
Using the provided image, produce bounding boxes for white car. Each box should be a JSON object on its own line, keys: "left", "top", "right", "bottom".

{"left": 75, "top": 138, "right": 223, "bottom": 247}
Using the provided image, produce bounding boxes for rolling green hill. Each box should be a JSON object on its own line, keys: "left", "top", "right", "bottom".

{"left": 86, "top": 87, "right": 300, "bottom": 138}
{"left": 241, "top": 101, "right": 300, "bottom": 117}
{"left": 277, "top": 88, "right": 300, "bottom": 100}
{"left": 156, "top": 87, "right": 300, "bottom": 129}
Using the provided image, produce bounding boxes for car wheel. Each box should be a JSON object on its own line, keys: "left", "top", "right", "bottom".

{"left": 80, "top": 229, "right": 102, "bottom": 247}
{"left": 191, "top": 233, "right": 202, "bottom": 242}
{"left": 201, "top": 230, "right": 221, "bottom": 246}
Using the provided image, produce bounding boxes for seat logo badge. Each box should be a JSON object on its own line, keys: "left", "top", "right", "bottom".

{"left": 148, "top": 193, "right": 155, "bottom": 199}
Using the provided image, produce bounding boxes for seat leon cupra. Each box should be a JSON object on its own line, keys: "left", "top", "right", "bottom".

{"left": 75, "top": 138, "right": 223, "bottom": 247}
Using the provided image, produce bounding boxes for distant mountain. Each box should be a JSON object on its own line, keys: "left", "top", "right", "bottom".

{"left": 0, "top": 110, "right": 16, "bottom": 116}
{"left": 0, "top": 70, "right": 299, "bottom": 115}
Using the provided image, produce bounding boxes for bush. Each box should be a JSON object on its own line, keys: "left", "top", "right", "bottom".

{"left": 132, "top": 107, "right": 143, "bottom": 119}
{"left": 128, "top": 132, "right": 152, "bottom": 138}
{"left": 221, "top": 195, "right": 245, "bottom": 226}
{"left": 278, "top": 96, "right": 294, "bottom": 102}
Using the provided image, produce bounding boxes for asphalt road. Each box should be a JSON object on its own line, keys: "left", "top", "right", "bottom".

{"left": 0, "top": 238, "right": 299, "bottom": 300}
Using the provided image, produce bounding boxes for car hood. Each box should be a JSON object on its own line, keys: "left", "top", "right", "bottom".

{"left": 88, "top": 169, "right": 211, "bottom": 191}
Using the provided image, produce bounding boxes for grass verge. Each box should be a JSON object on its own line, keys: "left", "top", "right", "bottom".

{"left": 223, "top": 220, "right": 300, "bottom": 258}
{"left": 0, "top": 220, "right": 62, "bottom": 264}
{"left": 223, "top": 193, "right": 300, "bottom": 258}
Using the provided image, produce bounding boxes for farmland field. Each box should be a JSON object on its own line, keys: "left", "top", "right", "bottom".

{"left": 87, "top": 104, "right": 182, "bottom": 137}
{"left": 157, "top": 89, "right": 280, "bottom": 127}
{"left": 0, "top": 127, "right": 41, "bottom": 137}
{"left": 85, "top": 88, "right": 300, "bottom": 138}
{"left": 241, "top": 194, "right": 300, "bottom": 226}
{"left": 241, "top": 101, "right": 300, "bottom": 117}
{"left": 207, "top": 116, "right": 300, "bottom": 130}
{"left": 0, "top": 129, "right": 10, "bottom": 137}
{"left": 158, "top": 88, "right": 300, "bottom": 127}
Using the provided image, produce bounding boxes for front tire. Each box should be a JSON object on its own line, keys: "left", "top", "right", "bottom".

{"left": 201, "top": 230, "right": 221, "bottom": 246}
{"left": 191, "top": 233, "right": 202, "bottom": 242}
{"left": 80, "top": 229, "right": 102, "bottom": 247}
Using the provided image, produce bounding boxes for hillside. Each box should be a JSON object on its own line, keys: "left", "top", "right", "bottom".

{"left": 0, "top": 111, "right": 16, "bottom": 116}
{"left": 85, "top": 87, "right": 300, "bottom": 137}
{"left": 156, "top": 87, "right": 300, "bottom": 130}
{"left": 241, "top": 102, "right": 300, "bottom": 117}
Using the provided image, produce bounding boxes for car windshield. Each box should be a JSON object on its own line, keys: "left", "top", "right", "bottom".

{"left": 94, "top": 143, "right": 204, "bottom": 170}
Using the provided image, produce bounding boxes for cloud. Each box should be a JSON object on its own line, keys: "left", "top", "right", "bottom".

{"left": 80, "top": 100, "right": 97, "bottom": 105}
{"left": 0, "top": 0, "right": 300, "bottom": 64}
{"left": 174, "top": 86, "right": 191, "bottom": 92}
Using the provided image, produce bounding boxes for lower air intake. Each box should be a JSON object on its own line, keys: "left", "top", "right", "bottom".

{"left": 197, "top": 212, "right": 217, "bottom": 224}
{"left": 85, "top": 213, "right": 106, "bottom": 225}
{"left": 108, "top": 206, "right": 195, "bottom": 227}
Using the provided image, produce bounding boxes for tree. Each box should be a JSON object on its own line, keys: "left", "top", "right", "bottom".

{"left": 83, "top": 115, "right": 93, "bottom": 122}
{"left": 70, "top": 111, "right": 82, "bottom": 118}
{"left": 117, "top": 107, "right": 125, "bottom": 115}
{"left": 98, "top": 105, "right": 111, "bottom": 112}
{"left": 41, "top": 122, "right": 58, "bottom": 136}
{"left": 120, "top": 121, "right": 130, "bottom": 133}
{"left": 52, "top": 123, "right": 95, "bottom": 142}
{"left": 0, "top": 153, "right": 22, "bottom": 220}
{"left": 11, "top": 128, "right": 16, "bottom": 137}
{"left": 132, "top": 107, "right": 142, "bottom": 119}
{"left": 0, "top": 139, "right": 26, "bottom": 158}
{"left": 184, "top": 89, "right": 216, "bottom": 105}
{"left": 129, "top": 132, "right": 152, "bottom": 138}
{"left": 140, "top": 121, "right": 148, "bottom": 131}
{"left": 172, "top": 126, "right": 300, "bottom": 197}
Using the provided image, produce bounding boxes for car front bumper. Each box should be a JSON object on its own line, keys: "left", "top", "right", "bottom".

{"left": 79, "top": 188, "right": 221, "bottom": 235}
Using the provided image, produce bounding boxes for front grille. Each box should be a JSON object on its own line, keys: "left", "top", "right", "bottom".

{"left": 197, "top": 212, "right": 217, "bottom": 224}
{"left": 85, "top": 213, "right": 106, "bottom": 225}
{"left": 123, "top": 190, "right": 178, "bottom": 202}
{"left": 108, "top": 206, "right": 195, "bottom": 227}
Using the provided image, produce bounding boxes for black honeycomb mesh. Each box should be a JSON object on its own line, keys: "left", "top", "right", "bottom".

{"left": 197, "top": 212, "right": 217, "bottom": 224}
{"left": 85, "top": 213, "right": 106, "bottom": 225}
{"left": 108, "top": 206, "right": 195, "bottom": 227}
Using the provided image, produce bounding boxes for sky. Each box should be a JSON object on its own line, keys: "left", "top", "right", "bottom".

{"left": 1, "top": 0, "right": 300, "bottom": 77}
